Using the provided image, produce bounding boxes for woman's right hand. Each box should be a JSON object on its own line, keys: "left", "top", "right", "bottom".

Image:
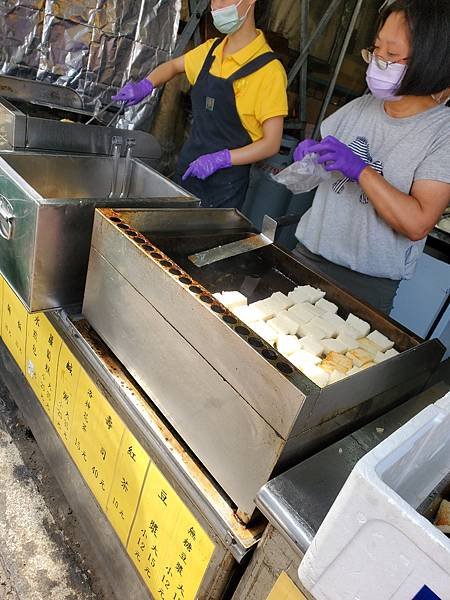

{"left": 293, "top": 139, "right": 316, "bottom": 162}
{"left": 112, "top": 79, "right": 154, "bottom": 107}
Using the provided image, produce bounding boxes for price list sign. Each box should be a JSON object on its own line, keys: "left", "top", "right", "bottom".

{"left": 25, "top": 313, "right": 62, "bottom": 420}
{"left": 128, "top": 463, "right": 215, "bottom": 600}
{"left": 70, "top": 369, "right": 125, "bottom": 511}
{"left": 106, "top": 430, "right": 150, "bottom": 546}
{"left": 54, "top": 345, "right": 81, "bottom": 448}
{"left": 1, "top": 281, "right": 28, "bottom": 374}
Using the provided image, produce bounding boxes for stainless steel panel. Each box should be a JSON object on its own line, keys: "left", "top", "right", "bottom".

{"left": 84, "top": 247, "right": 286, "bottom": 517}
{"left": 0, "top": 154, "right": 199, "bottom": 311}
{"left": 0, "top": 98, "right": 26, "bottom": 150}
{"left": 0, "top": 97, "right": 161, "bottom": 161}
{"left": 0, "top": 75, "right": 83, "bottom": 109}
{"left": 83, "top": 208, "right": 444, "bottom": 519}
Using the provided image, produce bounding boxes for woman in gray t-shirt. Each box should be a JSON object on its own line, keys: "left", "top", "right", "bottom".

{"left": 292, "top": 0, "right": 450, "bottom": 313}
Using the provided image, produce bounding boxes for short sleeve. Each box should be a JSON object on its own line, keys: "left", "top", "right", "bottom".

{"left": 321, "top": 96, "right": 369, "bottom": 138}
{"left": 184, "top": 39, "right": 218, "bottom": 86}
{"left": 254, "top": 60, "right": 288, "bottom": 123}
{"left": 414, "top": 127, "right": 450, "bottom": 184}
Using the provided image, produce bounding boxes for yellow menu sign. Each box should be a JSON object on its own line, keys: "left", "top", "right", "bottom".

{"left": 128, "top": 462, "right": 215, "bottom": 600}
{"left": 106, "top": 430, "right": 150, "bottom": 547}
{"left": 1, "top": 281, "right": 28, "bottom": 373}
{"left": 25, "top": 313, "right": 62, "bottom": 420}
{"left": 54, "top": 344, "right": 81, "bottom": 449}
{"left": 266, "top": 571, "right": 308, "bottom": 600}
{"left": 0, "top": 281, "right": 217, "bottom": 597}
{"left": 70, "top": 369, "right": 125, "bottom": 511}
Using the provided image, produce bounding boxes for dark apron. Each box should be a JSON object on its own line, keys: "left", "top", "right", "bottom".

{"left": 176, "top": 39, "right": 277, "bottom": 209}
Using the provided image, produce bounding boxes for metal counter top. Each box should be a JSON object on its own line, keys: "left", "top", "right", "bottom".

{"left": 256, "top": 360, "right": 450, "bottom": 555}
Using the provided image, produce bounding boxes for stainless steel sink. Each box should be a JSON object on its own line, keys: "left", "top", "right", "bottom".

{"left": 0, "top": 152, "right": 199, "bottom": 311}
{"left": 1, "top": 153, "right": 186, "bottom": 201}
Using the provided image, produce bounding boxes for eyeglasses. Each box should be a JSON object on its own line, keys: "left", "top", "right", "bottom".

{"left": 361, "top": 47, "right": 408, "bottom": 71}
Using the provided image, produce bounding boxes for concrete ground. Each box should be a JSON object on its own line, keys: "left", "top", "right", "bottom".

{"left": 0, "top": 373, "right": 109, "bottom": 600}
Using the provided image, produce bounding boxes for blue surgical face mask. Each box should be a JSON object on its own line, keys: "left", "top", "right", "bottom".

{"left": 211, "top": 0, "right": 252, "bottom": 35}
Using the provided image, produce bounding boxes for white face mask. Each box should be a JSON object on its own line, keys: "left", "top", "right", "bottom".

{"left": 211, "top": 0, "right": 252, "bottom": 35}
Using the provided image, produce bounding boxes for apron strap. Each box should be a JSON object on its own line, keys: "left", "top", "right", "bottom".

{"left": 227, "top": 52, "right": 278, "bottom": 82}
{"left": 198, "top": 38, "right": 223, "bottom": 79}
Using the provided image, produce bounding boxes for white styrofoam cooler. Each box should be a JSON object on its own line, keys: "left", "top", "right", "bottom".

{"left": 298, "top": 393, "right": 450, "bottom": 600}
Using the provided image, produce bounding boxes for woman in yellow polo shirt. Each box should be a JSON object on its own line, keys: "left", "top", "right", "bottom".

{"left": 113, "top": 0, "right": 288, "bottom": 209}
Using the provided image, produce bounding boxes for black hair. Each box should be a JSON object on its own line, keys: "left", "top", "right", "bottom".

{"left": 377, "top": 0, "right": 450, "bottom": 96}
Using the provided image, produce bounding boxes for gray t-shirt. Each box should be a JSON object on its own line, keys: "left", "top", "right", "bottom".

{"left": 295, "top": 94, "right": 450, "bottom": 280}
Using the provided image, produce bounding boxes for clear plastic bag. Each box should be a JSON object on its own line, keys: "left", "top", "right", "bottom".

{"left": 272, "top": 153, "right": 331, "bottom": 194}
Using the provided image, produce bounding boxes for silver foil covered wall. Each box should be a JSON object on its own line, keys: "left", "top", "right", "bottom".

{"left": 0, "top": 0, "right": 181, "bottom": 127}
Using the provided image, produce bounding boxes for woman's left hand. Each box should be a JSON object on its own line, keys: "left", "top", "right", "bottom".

{"left": 308, "top": 136, "right": 367, "bottom": 182}
{"left": 183, "top": 149, "right": 232, "bottom": 181}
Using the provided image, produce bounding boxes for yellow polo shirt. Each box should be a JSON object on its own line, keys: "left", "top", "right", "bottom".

{"left": 184, "top": 30, "right": 288, "bottom": 143}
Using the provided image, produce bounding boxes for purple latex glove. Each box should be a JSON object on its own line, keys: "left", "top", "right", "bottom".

{"left": 293, "top": 138, "right": 316, "bottom": 162}
{"left": 182, "top": 149, "right": 232, "bottom": 181}
{"left": 307, "top": 136, "right": 367, "bottom": 182}
{"left": 111, "top": 79, "right": 154, "bottom": 107}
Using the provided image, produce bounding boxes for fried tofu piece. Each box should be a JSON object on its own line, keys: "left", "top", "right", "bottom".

{"left": 357, "top": 337, "right": 382, "bottom": 357}
{"left": 346, "top": 348, "right": 373, "bottom": 367}
{"left": 321, "top": 351, "right": 353, "bottom": 374}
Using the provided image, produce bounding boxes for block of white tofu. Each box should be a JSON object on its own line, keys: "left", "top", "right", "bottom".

{"left": 310, "top": 316, "right": 338, "bottom": 338}
{"left": 267, "top": 312, "right": 299, "bottom": 336}
{"left": 299, "top": 335, "right": 325, "bottom": 357}
{"left": 315, "top": 298, "right": 338, "bottom": 314}
{"left": 322, "top": 338, "right": 348, "bottom": 354}
{"left": 336, "top": 333, "right": 359, "bottom": 352}
{"left": 250, "top": 321, "right": 278, "bottom": 345}
{"left": 346, "top": 313, "right": 371, "bottom": 338}
{"left": 287, "top": 303, "right": 315, "bottom": 324}
{"left": 276, "top": 334, "right": 302, "bottom": 357}
{"left": 338, "top": 323, "right": 362, "bottom": 340}
{"left": 270, "top": 291, "right": 292, "bottom": 311}
{"left": 248, "top": 299, "right": 277, "bottom": 321}
{"left": 322, "top": 312, "right": 346, "bottom": 328}
{"left": 233, "top": 305, "right": 257, "bottom": 324}
{"left": 301, "top": 364, "right": 330, "bottom": 388}
{"left": 297, "top": 321, "right": 328, "bottom": 340}
{"left": 374, "top": 348, "right": 400, "bottom": 363}
{"left": 234, "top": 304, "right": 264, "bottom": 324}
{"left": 289, "top": 349, "right": 322, "bottom": 370}
{"left": 290, "top": 285, "right": 325, "bottom": 304}
{"left": 287, "top": 289, "right": 312, "bottom": 305}
{"left": 218, "top": 291, "right": 247, "bottom": 309}
{"left": 346, "top": 348, "right": 373, "bottom": 367}
{"left": 357, "top": 337, "right": 382, "bottom": 357}
{"left": 367, "top": 330, "right": 395, "bottom": 352}
{"left": 329, "top": 369, "right": 346, "bottom": 384}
